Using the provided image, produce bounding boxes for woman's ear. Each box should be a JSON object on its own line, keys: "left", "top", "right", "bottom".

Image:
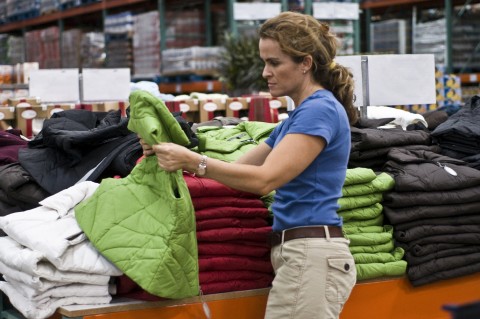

{"left": 302, "top": 55, "right": 313, "bottom": 71}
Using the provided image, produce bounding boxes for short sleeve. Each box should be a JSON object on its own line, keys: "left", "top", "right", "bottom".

{"left": 288, "top": 98, "right": 340, "bottom": 146}
{"left": 264, "top": 121, "right": 283, "bottom": 148}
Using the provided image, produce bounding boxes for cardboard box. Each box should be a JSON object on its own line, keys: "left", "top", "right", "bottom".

{"left": 0, "top": 106, "right": 15, "bottom": 121}
{"left": 46, "top": 103, "right": 77, "bottom": 118}
{"left": 15, "top": 104, "right": 48, "bottom": 138}
{"left": 394, "top": 103, "right": 438, "bottom": 114}
{"left": 0, "top": 89, "right": 14, "bottom": 105}
{"left": 105, "top": 101, "right": 129, "bottom": 117}
{"left": 0, "top": 120, "right": 11, "bottom": 130}
{"left": 81, "top": 101, "right": 129, "bottom": 117}
{"left": 247, "top": 96, "right": 288, "bottom": 123}
{"left": 444, "top": 74, "right": 461, "bottom": 89}
{"left": 8, "top": 97, "right": 42, "bottom": 107}
{"left": 166, "top": 99, "right": 199, "bottom": 123}
{"left": 81, "top": 102, "right": 104, "bottom": 112}
{"left": 225, "top": 97, "right": 249, "bottom": 118}
{"left": 269, "top": 96, "right": 288, "bottom": 109}
{"left": 0, "top": 106, "right": 15, "bottom": 130}
{"left": 199, "top": 98, "right": 226, "bottom": 123}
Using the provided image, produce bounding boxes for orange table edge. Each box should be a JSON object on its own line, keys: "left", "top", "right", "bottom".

{"left": 55, "top": 272, "right": 480, "bottom": 319}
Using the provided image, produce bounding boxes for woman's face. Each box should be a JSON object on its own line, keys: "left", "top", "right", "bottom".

{"left": 259, "top": 37, "right": 303, "bottom": 98}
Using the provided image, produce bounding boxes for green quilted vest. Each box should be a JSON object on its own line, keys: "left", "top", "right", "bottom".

{"left": 75, "top": 90, "right": 199, "bottom": 299}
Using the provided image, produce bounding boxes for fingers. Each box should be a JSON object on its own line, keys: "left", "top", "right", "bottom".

{"left": 138, "top": 137, "right": 154, "bottom": 156}
{"left": 137, "top": 141, "right": 190, "bottom": 173}
{"left": 152, "top": 143, "right": 187, "bottom": 172}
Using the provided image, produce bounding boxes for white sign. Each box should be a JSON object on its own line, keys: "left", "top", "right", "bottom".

{"left": 82, "top": 68, "right": 131, "bottom": 101}
{"left": 368, "top": 54, "right": 436, "bottom": 106}
{"left": 233, "top": 2, "right": 281, "bottom": 21}
{"left": 334, "top": 54, "right": 435, "bottom": 109}
{"left": 313, "top": 2, "right": 359, "bottom": 20}
{"left": 29, "top": 69, "right": 80, "bottom": 103}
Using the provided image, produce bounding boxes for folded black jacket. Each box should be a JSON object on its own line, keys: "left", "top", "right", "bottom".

{"left": 432, "top": 95, "right": 480, "bottom": 156}
{"left": 18, "top": 109, "right": 143, "bottom": 194}
{"left": 0, "top": 162, "right": 50, "bottom": 217}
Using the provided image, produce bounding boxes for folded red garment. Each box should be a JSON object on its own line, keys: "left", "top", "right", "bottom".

{"left": 115, "top": 275, "right": 163, "bottom": 301}
{"left": 199, "top": 256, "right": 273, "bottom": 273}
{"left": 184, "top": 174, "right": 259, "bottom": 198}
{"left": 200, "top": 277, "right": 273, "bottom": 295}
{"left": 198, "top": 242, "right": 270, "bottom": 257}
{"left": 197, "top": 226, "right": 272, "bottom": 242}
{"left": 200, "top": 270, "right": 274, "bottom": 284}
{"left": 196, "top": 217, "right": 269, "bottom": 231}
{"left": 195, "top": 206, "right": 270, "bottom": 220}
{"left": 192, "top": 196, "right": 266, "bottom": 210}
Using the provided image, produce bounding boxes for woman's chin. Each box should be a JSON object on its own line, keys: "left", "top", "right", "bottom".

{"left": 268, "top": 88, "right": 281, "bottom": 97}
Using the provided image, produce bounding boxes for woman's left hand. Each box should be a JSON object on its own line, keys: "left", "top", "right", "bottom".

{"left": 152, "top": 143, "right": 198, "bottom": 173}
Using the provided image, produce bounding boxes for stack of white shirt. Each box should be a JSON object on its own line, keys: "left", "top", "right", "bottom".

{"left": 0, "top": 181, "right": 122, "bottom": 319}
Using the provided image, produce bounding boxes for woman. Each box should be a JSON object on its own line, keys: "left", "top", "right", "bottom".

{"left": 140, "top": 11, "right": 358, "bottom": 319}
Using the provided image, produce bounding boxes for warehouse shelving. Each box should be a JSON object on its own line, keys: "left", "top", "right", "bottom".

{"left": 0, "top": 0, "right": 363, "bottom": 94}
{"left": 361, "top": 0, "right": 480, "bottom": 85}
{"left": 0, "top": 0, "right": 150, "bottom": 33}
{"left": 2, "top": 0, "right": 478, "bottom": 92}
{"left": 0, "top": 0, "right": 222, "bottom": 93}
{"left": 158, "top": 79, "right": 224, "bottom": 94}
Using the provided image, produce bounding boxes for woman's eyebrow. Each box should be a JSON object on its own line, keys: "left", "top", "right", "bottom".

{"left": 264, "top": 57, "right": 279, "bottom": 63}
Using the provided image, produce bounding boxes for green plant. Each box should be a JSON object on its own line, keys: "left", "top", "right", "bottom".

{"left": 218, "top": 32, "right": 268, "bottom": 95}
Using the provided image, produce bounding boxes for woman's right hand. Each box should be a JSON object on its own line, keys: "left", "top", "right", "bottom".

{"left": 138, "top": 136, "right": 155, "bottom": 157}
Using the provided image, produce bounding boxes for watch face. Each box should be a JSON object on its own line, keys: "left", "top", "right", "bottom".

{"left": 197, "top": 155, "right": 207, "bottom": 176}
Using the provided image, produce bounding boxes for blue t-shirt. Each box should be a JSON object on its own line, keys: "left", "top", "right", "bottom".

{"left": 264, "top": 90, "right": 350, "bottom": 232}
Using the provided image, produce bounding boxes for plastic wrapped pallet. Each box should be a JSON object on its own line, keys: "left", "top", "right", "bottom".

{"left": 62, "top": 28, "right": 82, "bottom": 68}
{"left": 133, "top": 11, "right": 161, "bottom": 78}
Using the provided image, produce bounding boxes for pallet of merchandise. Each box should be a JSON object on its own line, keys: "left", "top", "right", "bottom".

{"left": 6, "top": 9, "right": 39, "bottom": 22}
{"left": 60, "top": 0, "right": 77, "bottom": 11}
{"left": 79, "top": 0, "right": 100, "bottom": 6}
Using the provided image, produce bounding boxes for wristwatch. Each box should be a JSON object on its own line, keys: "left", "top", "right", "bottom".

{"left": 197, "top": 155, "right": 208, "bottom": 176}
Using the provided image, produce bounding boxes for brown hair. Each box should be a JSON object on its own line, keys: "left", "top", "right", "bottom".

{"left": 258, "top": 11, "right": 358, "bottom": 124}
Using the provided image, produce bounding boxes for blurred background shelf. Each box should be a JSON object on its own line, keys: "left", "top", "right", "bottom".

{"left": 159, "top": 80, "right": 223, "bottom": 94}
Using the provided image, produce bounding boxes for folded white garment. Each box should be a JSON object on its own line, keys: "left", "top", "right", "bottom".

{"left": 0, "top": 182, "right": 122, "bottom": 276}
{"left": 0, "top": 281, "right": 112, "bottom": 319}
{"left": 6, "top": 277, "right": 110, "bottom": 302}
{"left": 0, "top": 262, "right": 110, "bottom": 292}
{"left": 0, "top": 238, "right": 113, "bottom": 288}
{"left": 366, "top": 105, "right": 428, "bottom": 130}
{"left": 0, "top": 182, "right": 99, "bottom": 258}
{"left": 0, "top": 237, "right": 114, "bottom": 284}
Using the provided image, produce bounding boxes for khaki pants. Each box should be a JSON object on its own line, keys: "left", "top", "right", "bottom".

{"left": 265, "top": 235, "right": 356, "bottom": 319}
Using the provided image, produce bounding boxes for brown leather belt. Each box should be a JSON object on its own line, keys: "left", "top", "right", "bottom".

{"left": 268, "top": 226, "right": 344, "bottom": 247}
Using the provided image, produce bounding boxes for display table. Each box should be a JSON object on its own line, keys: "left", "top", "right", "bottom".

{"left": 2, "top": 273, "right": 480, "bottom": 319}
{"left": 58, "top": 272, "right": 480, "bottom": 319}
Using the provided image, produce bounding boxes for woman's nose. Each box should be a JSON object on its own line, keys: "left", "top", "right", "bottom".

{"left": 262, "top": 66, "right": 270, "bottom": 78}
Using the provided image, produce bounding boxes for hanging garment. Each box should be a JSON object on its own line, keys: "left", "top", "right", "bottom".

{"left": 75, "top": 90, "right": 199, "bottom": 299}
